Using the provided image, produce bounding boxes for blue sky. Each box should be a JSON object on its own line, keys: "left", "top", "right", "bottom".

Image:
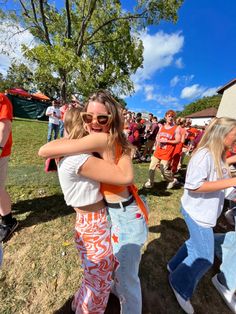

{"left": 123, "top": 0, "right": 236, "bottom": 118}
{"left": 0, "top": 1, "right": 236, "bottom": 118}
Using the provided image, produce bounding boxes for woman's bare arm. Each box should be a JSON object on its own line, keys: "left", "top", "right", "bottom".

{"left": 38, "top": 133, "right": 109, "bottom": 158}
{"left": 79, "top": 154, "right": 134, "bottom": 185}
{"left": 190, "top": 177, "right": 236, "bottom": 193}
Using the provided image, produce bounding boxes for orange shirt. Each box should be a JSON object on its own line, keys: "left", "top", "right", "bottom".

{"left": 100, "top": 144, "right": 126, "bottom": 195}
{"left": 100, "top": 142, "right": 149, "bottom": 222}
{"left": 0, "top": 93, "right": 13, "bottom": 157}
{"left": 154, "top": 124, "right": 177, "bottom": 160}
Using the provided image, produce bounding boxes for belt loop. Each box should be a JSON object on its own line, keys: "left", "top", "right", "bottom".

{"left": 119, "top": 201, "right": 125, "bottom": 212}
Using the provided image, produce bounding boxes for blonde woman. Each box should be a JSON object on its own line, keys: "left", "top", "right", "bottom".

{"left": 167, "top": 117, "right": 236, "bottom": 314}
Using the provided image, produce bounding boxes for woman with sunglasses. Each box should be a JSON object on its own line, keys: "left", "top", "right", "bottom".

{"left": 39, "top": 90, "right": 148, "bottom": 314}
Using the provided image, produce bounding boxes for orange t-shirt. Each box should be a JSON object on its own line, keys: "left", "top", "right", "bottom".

{"left": 100, "top": 143, "right": 149, "bottom": 222}
{"left": 154, "top": 124, "right": 177, "bottom": 160}
{"left": 0, "top": 93, "right": 13, "bottom": 157}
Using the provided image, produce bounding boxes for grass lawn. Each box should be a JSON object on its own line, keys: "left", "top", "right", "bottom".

{"left": 0, "top": 119, "right": 233, "bottom": 314}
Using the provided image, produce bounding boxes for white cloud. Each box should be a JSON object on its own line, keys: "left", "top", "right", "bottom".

{"left": 134, "top": 30, "right": 184, "bottom": 82}
{"left": 0, "top": 22, "right": 36, "bottom": 75}
{"left": 180, "top": 84, "right": 219, "bottom": 99}
{"left": 201, "top": 87, "right": 219, "bottom": 97}
{"left": 175, "top": 57, "right": 184, "bottom": 68}
{"left": 170, "top": 74, "right": 194, "bottom": 88}
{"left": 180, "top": 84, "right": 204, "bottom": 99}
{"left": 170, "top": 75, "right": 180, "bottom": 87}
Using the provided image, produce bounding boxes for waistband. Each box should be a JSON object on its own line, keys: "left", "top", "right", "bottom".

{"left": 105, "top": 195, "right": 135, "bottom": 208}
{"left": 74, "top": 199, "right": 106, "bottom": 213}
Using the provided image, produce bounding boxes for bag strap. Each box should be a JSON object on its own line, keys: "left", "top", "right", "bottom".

{"left": 129, "top": 184, "right": 149, "bottom": 223}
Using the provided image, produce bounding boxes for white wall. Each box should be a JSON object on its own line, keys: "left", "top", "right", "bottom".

{"left": 188, "top": 117, "right": 213, "bottom": 127}
{"left": 217, "top": 84, "right": 236, "bottom": 119}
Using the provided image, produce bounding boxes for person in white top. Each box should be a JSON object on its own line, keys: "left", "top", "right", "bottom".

{"left": 39, "top": 107, "right": 134, "bottom": 314}
{"left": 167, "top": 117, "right": 236, "bottom": 314}
{"left": 45, "top": 100, "right": 61, "bottom": 142}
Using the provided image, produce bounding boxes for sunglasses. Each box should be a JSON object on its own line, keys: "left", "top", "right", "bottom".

{"left": 81, "top": 112, "right": 111, "bottom": 126}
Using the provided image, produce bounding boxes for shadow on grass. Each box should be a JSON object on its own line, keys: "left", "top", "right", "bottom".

{"left": 12, "top": 194, "right": 74, "bottom": 230}
{"left": 140, "top": 218, "right": 187, "bottom": 314}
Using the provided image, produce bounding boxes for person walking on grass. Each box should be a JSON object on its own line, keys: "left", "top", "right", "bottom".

{"left": 167, "top": 117, "right": 236, "bottom": 314}
{"left": 39, "top": 106, "right": 135, "bottom": 313}
{"left": 144, "top": 109, "right": 181, "bottom": 189}
{"left": 39, "top": 90, "right": 149, "bottom": 314}
{"left": 0, "top": 93, "right": 18, "bottom": 243}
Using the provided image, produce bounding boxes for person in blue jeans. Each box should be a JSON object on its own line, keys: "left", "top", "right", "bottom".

{"left": 45, "top": 100, "right": 61, "bottom": 142}
{"left": 212, "top": 213, "right": 236, "bottom": 313}
{"left": 167, "top": 117, "right": 236, "bottom": 314}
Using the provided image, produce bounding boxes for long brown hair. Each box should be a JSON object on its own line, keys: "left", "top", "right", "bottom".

{"left": 83, "top": 90, "right": 132, "bottom": 155}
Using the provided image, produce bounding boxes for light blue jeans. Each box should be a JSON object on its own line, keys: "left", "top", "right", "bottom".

{"left": 214, "top": 215, "right": 236, "bottom": 292}
{"left": 47, "top": 122, "right": 59, "bottom": 142}
{"left": 59, "top": 120, "right": 64, "bottom": 138}
{"left": 168, "top": 208, "right": 214, "bottom": 300}
{"left": 108, "top": 199, "right": 148, "bottom": 314}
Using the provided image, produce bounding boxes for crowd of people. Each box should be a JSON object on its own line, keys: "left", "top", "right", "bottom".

{"left": 0, "top": 89, "right": 236, "bottom": 314}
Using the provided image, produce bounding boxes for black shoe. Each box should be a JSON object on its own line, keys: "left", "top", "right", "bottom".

{"left": 53, "top": 296, "right": 74, "bottom": 314}
{"left": 0, "top": 218, "right": 19, "bottom": 242}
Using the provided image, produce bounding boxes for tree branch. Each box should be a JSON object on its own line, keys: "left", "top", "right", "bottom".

{"left": 76, "top": 0, "right": 97, "bottom": 56}
{"left": 39, "top": 0, "right": 51, "bottom": 45}
{"left": 65, "top": 0, "right": 72, "bottom": 39}
{"left": 85, "top": 11, "right": 147, "bottom": 44}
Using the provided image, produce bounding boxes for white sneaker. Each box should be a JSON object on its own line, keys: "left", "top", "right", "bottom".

{"left": 224, "top": 209, "right": 236, "bottom": 226}
{"left": 144, "top": 179, "right": 153, "bottom": 188}
{"left": 212, "top": 274, "right": 236, "bottom": 313}
{"left": 140, "top": 156, "right": 146, "bottom": 161}
{"left": 167, "top": 178, "right": 178, "bottom": 189}
{"left": 169, "top": 281, "right": 194, "bottom": 314}
{"left": 167, "top": 264, "right": 172, "bottom": 273}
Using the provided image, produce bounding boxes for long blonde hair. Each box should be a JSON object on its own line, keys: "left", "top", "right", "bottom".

{"left": 64, "top": 107, "right": 87, "bottom": 140}
{"left": 83, "top": 90, "right": 132, "bottom": 155}
{"left": 195, "top": 117, "right": 236, "bottom": 178}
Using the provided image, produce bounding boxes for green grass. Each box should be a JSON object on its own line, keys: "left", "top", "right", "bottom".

{"left": 0, "top": 119, "right": 232, "bottom": 314}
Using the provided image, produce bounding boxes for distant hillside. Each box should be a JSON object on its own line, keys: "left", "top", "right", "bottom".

{"left": 178, "top": 95, "right": 221, "bottom": 117}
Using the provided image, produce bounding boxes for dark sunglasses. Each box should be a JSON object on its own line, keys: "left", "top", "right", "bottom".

{"left": 81, "top": 112, "right": 111, "bottom": 126}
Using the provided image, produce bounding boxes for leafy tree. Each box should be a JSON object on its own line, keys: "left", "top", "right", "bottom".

{"left": 0, "top": 0, "right": 184, "bottom": 101}
{"left": 179, "top": 95, "right": 222, "bottom": 117}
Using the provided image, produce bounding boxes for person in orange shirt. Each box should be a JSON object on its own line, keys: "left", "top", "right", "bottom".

{"left": 0, "top": 93, "right": 18, "bottom": 243}
{"left": 144, "top": 110, "right": 181, "bottom": 189}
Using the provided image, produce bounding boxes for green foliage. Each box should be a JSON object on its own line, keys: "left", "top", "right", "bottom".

{"left": 179, "top": 95, "right": 222, "bottom": 117}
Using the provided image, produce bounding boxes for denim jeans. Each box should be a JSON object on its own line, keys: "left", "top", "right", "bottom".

{"left": 168, "top": 208, "right": 214, "bottom": 300}
{"left": 108, "top": 199, "right": 148, "bottom": 314}
{"left": 47, "top": 122, "right": 59, "bottom": 142}
{"left": 59, "top": 120, "right": 64, "bottom": 138}
{"left": 214, "top": 228, "right": 236, "bottom": 291}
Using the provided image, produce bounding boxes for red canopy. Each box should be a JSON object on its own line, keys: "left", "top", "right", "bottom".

{"left": 31, "top": 92, "right": 50, "bottom": 101}
{"left": 7, "top": 88, "right": 32, "bottom": 98}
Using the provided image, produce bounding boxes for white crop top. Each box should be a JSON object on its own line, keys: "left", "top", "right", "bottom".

{"left": 58, "top": 153, "right": 103, "bottom": 207}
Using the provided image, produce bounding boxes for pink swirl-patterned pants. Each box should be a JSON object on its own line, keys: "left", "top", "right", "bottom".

{"left": 72, "top": 208, "right": 118, "bottom": 314}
